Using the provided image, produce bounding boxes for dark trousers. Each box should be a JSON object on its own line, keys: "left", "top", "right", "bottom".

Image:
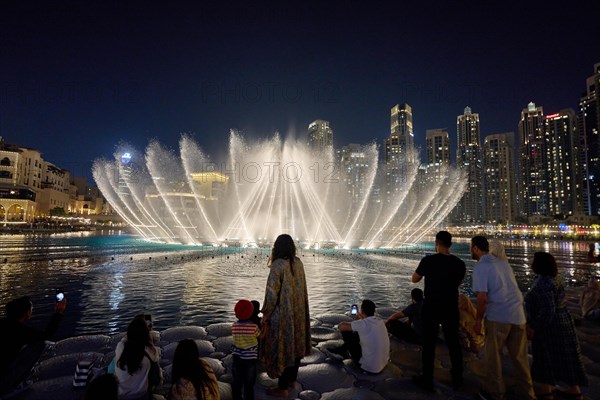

{"left": 421, "top": 303, "right": 463, "bottom": 384}
{"left": 387, "top": 320, "right": 420, "bottom": 344}
{"left": 341, "top": 331, "right": 362, "bottom": 366}
{"left": 277, "top": 357, "right": 301, "bottom": 390}
{"left": 0, "top": 341, "right": 46, "bottom": 395}
{"left": 232, "top": 355, "right": 256, "bottom": 400}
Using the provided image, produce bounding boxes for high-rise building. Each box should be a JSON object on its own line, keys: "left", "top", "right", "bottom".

{"left": 518, "top": 102, "right": 547, "bottom": 217}
{"left": 456, "top": 107, "right": 483, "bottom": 223}
{"left": 426, "top": 128, "right": 450, "bottom": 166}
{"left": 579, "top": 62, "right": 600, "bottom": 215}
{"left": 308, "top": 119, "right": 333, "bottom": 153}
{"left": 383, "top": 104, "right": 415, "bottom": 200}
{"left": 545, "top": 109, "right": 580, "bottom": 216}
{"left": 384, "top": 104, "right": 414, "bottom": 164}
{"left": 337, "top": 144, "right": 372, "bottom": 202}
{"left": 483, "top": 132, "right": 517, "bottom": 224}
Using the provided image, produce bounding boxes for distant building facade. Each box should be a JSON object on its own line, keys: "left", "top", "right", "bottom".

{"left": 337, "top": 144, "right": 372, "bottom": 202}
{"left": 483, "top": 132, "right": 517, "bottom": 224}
{"left": 383, "top": 104, "right": 416, "bottom": 200}
{"left": 426, "top": 128, "right": 450, "bottom": 166}
{"left": 308, "top": 119, "right": 333, "bottom": 153}
{"left": 0, "top": 136, "right": 105, "bottom": 222}
{"left": 456, "top": 107, "right": 483, "bottom": 223}
{"left": 518, "top": 102, "right": 547, "bottom": 217}
{"left": 579, "top": 63, "right": 600, "bottom": 215}
{"left": 545, "top": 109, "right": 581, "bottom": 217}
{"left": 384, "top": 104, "right": 414, "bottom": 164}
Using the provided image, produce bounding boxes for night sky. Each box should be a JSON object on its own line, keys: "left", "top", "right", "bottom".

{"left": 1, "top": 1, "right": 599, "bottom": 180}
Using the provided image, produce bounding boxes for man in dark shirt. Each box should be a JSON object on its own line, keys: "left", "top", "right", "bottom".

{"left": 385, "top": 288, "right": 423, "bottom": 344}
{"left": 411, "top": 230, "right": 466, "bottom": 392}
{"left": 0, "top": 295, "right": 67, "bottom": 395}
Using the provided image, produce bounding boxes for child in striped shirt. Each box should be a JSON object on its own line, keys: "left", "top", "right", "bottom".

{"left": 232, "top": 299, "right": 260, "bottom": 400}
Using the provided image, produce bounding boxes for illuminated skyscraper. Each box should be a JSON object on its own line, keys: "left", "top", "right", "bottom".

{"left": 426, "top": 128, "right": 450, "bottom": 167}
{"left": 308, "top": 119, "right": 333, "bottom": 153}
{"left": 383, "top": 104, "right": 415, "bottom": 200}
{"left": 579, "top": 62, "right": 600, "bottom": 215}
{"left": 483, "top": 132, "right": 516, "bottom": 224}
{"left": 337, "top": 144, "right": 372, "bottom": 202}
{"left": 545, "top": 109, "right": 580, "bottom": 216}
{"left": 518, "top": 102, "right": 547, "bottom": 217}
{"left": 456, "top": 107, "right": 483, "bottom": 223}
{"left": 384, "top": 104, "right": 414, "bottom": 164}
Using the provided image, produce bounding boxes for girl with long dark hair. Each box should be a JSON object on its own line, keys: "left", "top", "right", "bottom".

{"left": 168, "top": 339, "right": 220, "bottom": 400}
{"left": 115, "top": 316, "right": 162, "bottom": 399}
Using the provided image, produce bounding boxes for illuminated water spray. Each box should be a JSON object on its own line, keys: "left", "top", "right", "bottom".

{"left": 92, "top": 132, "right": 467, "bottom": 248}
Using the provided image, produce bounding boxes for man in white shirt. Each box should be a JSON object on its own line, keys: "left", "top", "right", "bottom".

{"left": 335, "top": 299, "right": 390, "bottom": 374}
{"left": 471, "top": 235, "right": 535, "bottom": 400}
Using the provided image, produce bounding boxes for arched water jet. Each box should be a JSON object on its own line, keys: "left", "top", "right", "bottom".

{"left": 93, "top": 132, "right": 467, "bottom": 248}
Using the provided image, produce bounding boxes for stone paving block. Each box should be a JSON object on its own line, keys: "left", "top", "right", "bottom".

{"left": 301, "top": 347, "right": 328, "bottom": 365}
{"left": 52, "top": 334, "right": 112, "bottom": 356}
{"left": 320, "top": 387, "right": 387, "bottom": 399}
{"left": 161, "top": 325, "right": 208, "bottom": 342}
{"left": 298, "top": 389, "right": 321, "bottom": 400}
{"left": 298, "top": 362, "right": 355, "bottom": 393}
{"left": 310, "top": 326, "right": 342, "bottom": 342}
{"left": 20, "top": 376, "right": 80, "bottom": 400}
{"left": 206, "top": 322, "right": 232, "bottom": 337}
{"left": 34, "top": 352, "right": 104, "bottom": 380}
{"left": 313, "top": 313, "right": 353, "bottom": 326}
{"left": 213, "top": 335, "right": 234, "bottom": 353}
{"left": 342, "top": 359, "right": 403, "bottom": 382}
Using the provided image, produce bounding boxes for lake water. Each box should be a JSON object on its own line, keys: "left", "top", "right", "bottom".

{"left": 1, "top": 231, "right": 598, "bottom": 339}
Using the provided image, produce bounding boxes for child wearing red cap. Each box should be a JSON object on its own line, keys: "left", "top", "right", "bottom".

{"left": 232, "top": 299, "right": 260, "bottom": 400}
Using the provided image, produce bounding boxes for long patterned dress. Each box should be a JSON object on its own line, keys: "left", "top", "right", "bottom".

{"left": 525, "top": 275, "right": 588, "bottom": 386}
{"left": 260, "top": 257, "right": 311, "bottom": 378}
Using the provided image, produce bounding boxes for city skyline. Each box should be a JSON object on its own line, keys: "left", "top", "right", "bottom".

{"left": 1, "top": 2, "right": 599, "bottom": 179}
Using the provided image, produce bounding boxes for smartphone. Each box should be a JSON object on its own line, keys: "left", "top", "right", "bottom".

{"left": 351, "top": 304, "right": 358, "bottom": 315}
{"left": 55, "top": 288, "right": 65, "bottom": 302}
{"left": 144, "top": 314, "right": 152, "bottom": 328}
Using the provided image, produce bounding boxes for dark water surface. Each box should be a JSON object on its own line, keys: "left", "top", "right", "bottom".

{"left": 1, "top": 232, "right": 598, "bottom": 339}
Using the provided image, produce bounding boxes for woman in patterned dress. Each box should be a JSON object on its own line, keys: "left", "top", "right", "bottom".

{"left": 260, "top": 234, "right": 311, "bottom": 398}
{"left": 525, "top": 252, "right": 588, "bottom": 400}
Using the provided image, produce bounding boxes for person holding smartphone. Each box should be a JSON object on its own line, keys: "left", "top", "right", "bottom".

{"left": 135, "top": 313, "right": 160, "bottom": 344}
{"left": 331, "top": 299, "right": 390, "bottom": 374}
{"left": 0, "top": 292, "right": 67, "bottom": 395}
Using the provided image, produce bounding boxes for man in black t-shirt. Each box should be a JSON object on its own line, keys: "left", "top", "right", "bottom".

{"left": 385, "top": 288, "right": 423, "bottom": 344}
{"left": 411, "top": 231, "right": 466, "bottom": 392}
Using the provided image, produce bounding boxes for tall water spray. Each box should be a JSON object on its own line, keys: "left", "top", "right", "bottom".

{"left": 93, "top": 132, "right": 467, "bottom": 248}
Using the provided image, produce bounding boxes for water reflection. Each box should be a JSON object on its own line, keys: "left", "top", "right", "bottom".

{"left": 0, "top": 233, "right": 597, "bottom": 338}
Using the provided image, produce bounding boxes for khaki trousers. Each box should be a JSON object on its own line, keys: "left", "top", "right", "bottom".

{"left": 482, "top": 320, "right": 535, "bottom": 400}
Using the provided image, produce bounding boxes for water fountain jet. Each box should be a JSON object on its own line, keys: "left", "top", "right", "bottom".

{"left": 93, "top": 132, "right": 467, "bottom": 248}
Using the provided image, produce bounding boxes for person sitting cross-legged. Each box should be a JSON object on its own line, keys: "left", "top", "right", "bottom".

{"left": 332, "top": 299, "right": 390, "bottom": 374}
